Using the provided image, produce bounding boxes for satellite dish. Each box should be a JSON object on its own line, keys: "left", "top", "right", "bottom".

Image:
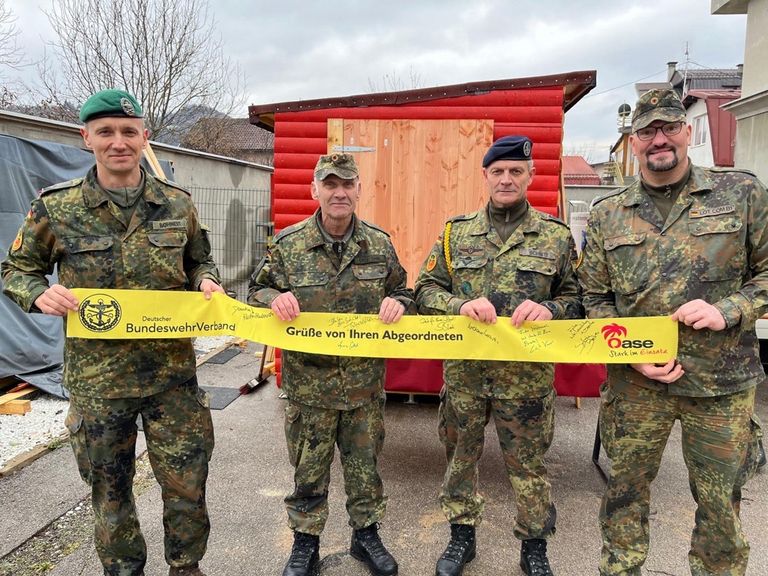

{"left": 618, "top": 103, "right": 631, "bottom": 118}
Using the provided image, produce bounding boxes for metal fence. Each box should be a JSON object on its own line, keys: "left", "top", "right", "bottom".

{"left": 190, "top": 186, "right": 272, "bottom": 301}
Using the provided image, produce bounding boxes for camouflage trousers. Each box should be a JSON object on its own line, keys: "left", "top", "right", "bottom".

{"left": 598, "top": 383, "right": 761, "bottom": 576}
{"left": 284, "top": 397, "right": 387, "bottom": 535}
{"left": 66, "top": 377, "right": 214, "bottom": 576}
{"left": 438, "top": 386, "right": 556, "bottom": 539}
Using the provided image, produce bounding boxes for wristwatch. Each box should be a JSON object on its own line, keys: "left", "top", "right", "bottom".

{"left": 542, "top": 301, "right": 558, "bottom": 319}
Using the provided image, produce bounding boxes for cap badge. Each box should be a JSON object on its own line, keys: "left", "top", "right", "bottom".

{"left": 523, "top": 141, "right": 532, "bottom": 157}
{"left": 120, "top": 97, "right": 137, "bottom": 117}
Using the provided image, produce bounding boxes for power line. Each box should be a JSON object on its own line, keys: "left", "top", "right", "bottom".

{"left": 584, "top": 69, "right": 667, "bottom": 99}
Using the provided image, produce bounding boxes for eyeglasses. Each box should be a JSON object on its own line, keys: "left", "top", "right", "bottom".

{"left": 634, "top": 121, "right": 684, "bottom": 141}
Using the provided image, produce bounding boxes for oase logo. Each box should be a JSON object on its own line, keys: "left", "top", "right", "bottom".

{"left": 79, "top": 294, "right": 122, "bottom": 332}
{"left": 601, "top": 322, "right": 654, "bottom": 349}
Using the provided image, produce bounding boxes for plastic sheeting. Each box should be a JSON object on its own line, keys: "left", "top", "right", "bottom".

{"left": 0, "top": 135, "right": 172, "bottom": 398}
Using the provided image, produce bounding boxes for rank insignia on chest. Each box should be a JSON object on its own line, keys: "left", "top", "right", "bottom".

{"left": 426, "top": 253, "right": 438, "bottom": 272}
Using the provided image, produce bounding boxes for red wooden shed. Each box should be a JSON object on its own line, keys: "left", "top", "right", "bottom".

{"left": 249, "top": 70, "right": 601, "bottom": 397}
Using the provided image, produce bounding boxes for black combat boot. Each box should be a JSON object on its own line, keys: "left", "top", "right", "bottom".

{"left": 350, "top": 523, "right": 398, "bottom": 576}
{"left": 759, "top": 439, "right": 767, "bottom": 469}
{"left": 435, "top": 524, "right": 476, "bottom": 576}
{"left": 168, "top": 564, "right": 206, "bottom": 576}
{"left": 282, "top": 531, "right": 320, "bottom": 576}
{"left": 520, "top": 538, "right": 554, "bottom": 576}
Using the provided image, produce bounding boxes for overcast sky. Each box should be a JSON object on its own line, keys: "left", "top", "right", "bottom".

{"left": 5, "top": 0, "right": 747, "bottom": 162}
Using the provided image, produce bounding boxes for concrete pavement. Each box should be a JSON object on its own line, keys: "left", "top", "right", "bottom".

{"left": 1, "top": 341, "right": 766, "bottom": 575}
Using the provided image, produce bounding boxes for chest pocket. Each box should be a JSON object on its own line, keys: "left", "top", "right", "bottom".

{"left": 147, "top": 230, "right": 187, "bottom": 288}
{"left": 62, "top": 236, "right": 115, "bottom": 287}
{"left": 352, "top": 262, "right": 387, "bottom": 281}
{"left": 515, "top": 253, "right": 557, "bottom": 298}
{"left": 289, "top": 271, "right": 330, "bottom": 310}
{"left": 604, "top": 232, "right": 647, "bottom": 295}
{"left": 689, "top": 216, "right": 745, "bottom": 281}
{"left": 452, "top": 257, "right": 487, "bottom": 297}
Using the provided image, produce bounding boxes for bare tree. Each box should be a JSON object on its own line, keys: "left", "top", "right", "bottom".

{"left": 0, "top": 0, "right": 21, "bottom": 69}
{"left": 367, "top": 66, "right": 423, "bottom": 93}
{"left": 42, "top": 0, "right": 245, "bottom": 141}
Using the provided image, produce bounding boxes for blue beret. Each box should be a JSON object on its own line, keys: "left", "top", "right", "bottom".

{"left": 79, "top": 89, "right": 143, "bottom": 123}
{"left": 482, "top": 135, "right": 533, "bottom": 167}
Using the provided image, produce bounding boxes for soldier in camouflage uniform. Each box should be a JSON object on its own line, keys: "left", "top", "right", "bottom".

{"left": 1, "top": 89, "right": 223, "bottom": 576}
{"left": 577, "top": 89, "right": 766, "bottom": 576}
{"left": 248, "top": 153, "right": 413, "bottom": 576}
{"left": 415, "top": 135, "right": 583, "bottom": 576}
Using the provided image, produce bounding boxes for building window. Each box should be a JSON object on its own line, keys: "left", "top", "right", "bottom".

{"left": 693, "top": 115, "right": 708, "bottom": 147}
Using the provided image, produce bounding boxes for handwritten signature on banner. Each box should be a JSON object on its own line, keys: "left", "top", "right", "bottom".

{"left": 66, "top": 289, "right": 678, "bottom": 364}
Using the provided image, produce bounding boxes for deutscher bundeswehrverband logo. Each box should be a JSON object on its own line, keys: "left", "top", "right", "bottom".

{"left": 79, "top": 294, "right": 122, "bottom": 332}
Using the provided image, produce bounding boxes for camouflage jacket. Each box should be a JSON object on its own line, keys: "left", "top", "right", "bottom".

{"left": 1, "top": 167, "right": 220, "bottom": 399}
{"left": 415, "top": 202, "right": 583, "bottom": 399}
{"left": 247, "top": 210, "right": 414, "bottom": 410}
{"left": 577, "top": 164, "right": 768, "bottom": 397}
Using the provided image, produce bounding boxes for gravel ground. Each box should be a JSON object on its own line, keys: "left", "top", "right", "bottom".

{"left": 0, "top": 335, "right": 235, "bottom": 469}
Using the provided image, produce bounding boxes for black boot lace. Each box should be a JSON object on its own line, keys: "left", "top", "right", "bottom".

{"left": 440, "top": 525, "right": 473, "bottom": 563}
{"left": 357, "top": 525, "right": 389, "bottom": 559}
{"left": 522, "top": 539, "right": 554, "bottom": 576}
{"left": 288, "top": 533, "right": 318, "bottom": 567}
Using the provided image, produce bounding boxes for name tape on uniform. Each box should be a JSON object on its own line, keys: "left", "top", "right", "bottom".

{"left": 66, "top": 289, "right": 678, "bottom": 363}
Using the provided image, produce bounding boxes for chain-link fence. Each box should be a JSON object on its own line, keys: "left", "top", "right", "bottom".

{"left": 191, "top": 186, "right": 272, "bottom": 301}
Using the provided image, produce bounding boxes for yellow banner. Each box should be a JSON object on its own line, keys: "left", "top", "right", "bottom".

{"left": 67, "top": 289, "right": 677, "bottom": 363}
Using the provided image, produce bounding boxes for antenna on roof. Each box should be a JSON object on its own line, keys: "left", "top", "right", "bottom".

{"left": 682, "top": 41, "right": 690, "bottom": 98}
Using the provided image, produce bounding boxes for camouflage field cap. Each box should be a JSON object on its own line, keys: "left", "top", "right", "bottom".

{"left": 79, "top": 89, "right": 143, "bottom": 123}
{"left": 631, "top": 89, "right": 686, "bottom": 132}
{"left": 314, "top": 153, "right": 359, "bottom": 180}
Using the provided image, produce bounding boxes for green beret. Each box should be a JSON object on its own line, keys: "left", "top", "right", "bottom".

{"left": 79, "top": 89, "right": 144, "bottom": 123}
{"left": 314, "top": 153, "right": 359, "bottom": 180}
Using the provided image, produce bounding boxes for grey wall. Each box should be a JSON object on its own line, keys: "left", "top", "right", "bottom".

{"left": 564, "top": 185, "right": 622, "bottom": 211}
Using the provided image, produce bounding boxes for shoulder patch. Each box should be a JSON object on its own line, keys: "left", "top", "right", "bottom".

{"left": 709, "top": 166, "right": 757, "bottom": 177}
{"left": 538, "top": 211, "right": 568, "bottom": 227}
{"left": 591, "top": 186, "right": 627, "bottom": 207}
{"left": 360, "top": 219, "right": 391, "bottom": 237}
{"left": 447, "top": 212, "right": 477, "bottom": 223}
{"left": 40, "top": 177, "right": 84, "bottom": 196}
{"left": 152, "top": 174, "right": 191, "bottom": 196}
{"left": 273, "top": 220, "right": 309, "bottom": 243}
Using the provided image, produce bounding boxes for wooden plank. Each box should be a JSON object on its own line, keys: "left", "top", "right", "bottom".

{"left": 143, "top": 141, "right": 165, "bottom": 178}
{"left": 0, "top": 399, "right": 31, "bottom": 415}
{"left": 328, "top": 118, "right": 493, "bottom": 285}
{"left": 0, "top": 432, "right": 69, "bottom": 478}
{"left": 0, "top": 387, "right": 35, "bottom": 406}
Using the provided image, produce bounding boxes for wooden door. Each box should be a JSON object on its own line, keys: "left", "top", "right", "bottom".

{"left": 327, "top": 119, "right": 493, "bottom": 285}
